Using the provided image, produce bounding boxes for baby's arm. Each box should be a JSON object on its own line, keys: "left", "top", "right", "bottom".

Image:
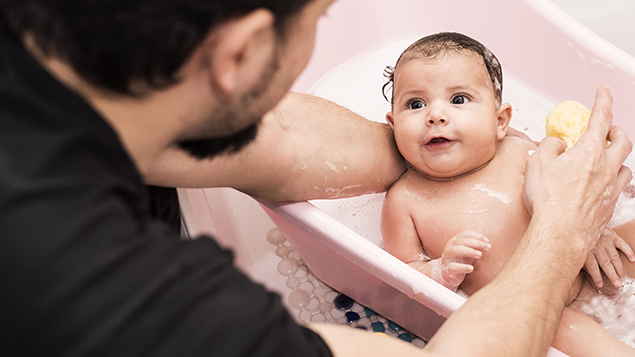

{"left": 381, "top": 186, "right": 490, "bottom": 291}
{"left": 381, "top": 187, "right": 429, "bottom": 270}
{"left": 584, "top": 227, "right": 635, "bottom": 289}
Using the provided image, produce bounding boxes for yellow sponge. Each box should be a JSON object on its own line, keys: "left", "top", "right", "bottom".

{"left": 545, "top": 100, "right": 591, "bottom": 150}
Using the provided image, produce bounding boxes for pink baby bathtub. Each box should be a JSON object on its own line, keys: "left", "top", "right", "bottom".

{"left": 181, "top": 0, "right": 635, "bottom": 356}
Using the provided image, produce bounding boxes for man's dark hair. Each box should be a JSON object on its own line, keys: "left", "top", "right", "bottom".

{"left": 0, "top": 0, "right": 313, "bottom": 96}
{"left": 383, "top": 32, "right": 503, "bottom": 106}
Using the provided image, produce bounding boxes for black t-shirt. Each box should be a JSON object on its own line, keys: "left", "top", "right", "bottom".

{"left": 0, "top": 28, "right": 332, "bottom": 357}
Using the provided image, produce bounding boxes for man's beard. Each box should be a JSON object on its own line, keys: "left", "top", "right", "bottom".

{"left": 177, "top": 122, "right": 260, "bottom": 160}
{"left": 176, "top": 50, "right": 280, "bottom": 160}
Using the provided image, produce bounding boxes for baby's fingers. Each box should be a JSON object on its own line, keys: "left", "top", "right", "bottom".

{"left": 446, "top": 245, "right": 486, "bottom": 261}
{"left": 449, "top": 233, "right": 492, "bottom": 252}
{"left": 445, "top": 261, "right": 475, "bottom": 275}
{"left": 584, "top": 255, "right": 604, "bottom": 288}
{"left": 615, "top": 235, "right": 635, "bottom": 263}
{"left": 597, "top": 248, "right": 622, "bottom": 287}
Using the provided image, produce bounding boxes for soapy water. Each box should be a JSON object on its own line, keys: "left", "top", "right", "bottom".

{"left": 307, "top": 34, "right": 635, "bottom": 345}
{"left": 470, "top": 183, "right": 512, "bottom": 205}
{"left": 576, "top": 278, "right": 635, "bottom": 348}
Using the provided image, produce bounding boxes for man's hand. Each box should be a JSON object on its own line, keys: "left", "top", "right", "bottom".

{"left": 523, "top": 86, "right": 632, "bottom": 264}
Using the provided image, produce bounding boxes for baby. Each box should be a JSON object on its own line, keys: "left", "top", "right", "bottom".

{"left": 380, "top": 32, "right": 635, "bottom": 355}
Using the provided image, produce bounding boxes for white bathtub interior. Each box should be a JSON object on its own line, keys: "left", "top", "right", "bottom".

{"left": 552, "top": 0, "right": 635, "bottom": 58}
{"left": 179, "top": 0, "right": 635, "bottom": 355}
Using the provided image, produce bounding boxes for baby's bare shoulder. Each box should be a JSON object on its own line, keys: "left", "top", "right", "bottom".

{"left": 500, "top": 136, "right": 538, "bottom": 157}
{"left": 385, "top": 171, "right": 428, "bottom": 204}
{"left": 383, "top": 178, "right": 416, "bottom": 220}
{"left": 502, "top": 134, "right": 537, "bottom": 148}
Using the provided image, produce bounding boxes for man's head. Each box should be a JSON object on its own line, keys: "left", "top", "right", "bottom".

{"left": 1, "top": 0, "right": 334, "bottom": 161}
{"left": 0, "top": 0, "right": 313, "bottom": 96}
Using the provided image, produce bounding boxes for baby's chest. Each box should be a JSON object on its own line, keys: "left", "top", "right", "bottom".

{"left": 411, "top": 177, "right": 527, "bottom": 258}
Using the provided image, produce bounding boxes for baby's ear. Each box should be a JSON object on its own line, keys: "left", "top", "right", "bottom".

{"left": 385, "top": 111, "right": 395, "bottom": 129}
{"left": 496, "top": 103, "right": 512, "bottom": 140}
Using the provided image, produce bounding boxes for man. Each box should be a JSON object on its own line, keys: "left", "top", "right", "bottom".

{"left": 0, "top": 1, "right": 631, "bottom": 357}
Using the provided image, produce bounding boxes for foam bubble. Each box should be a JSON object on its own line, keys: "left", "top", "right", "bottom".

{"left": 311, "top": 192, "right": 386, "bottom": 247}
{"left": 414, "top": 252, "right": 432, "bottom": 262}
{"left": 576, "top": 277, "right": 635, "bottom": 348}
{"left": 470, "top": 183, "right": 512, "bottom": 205}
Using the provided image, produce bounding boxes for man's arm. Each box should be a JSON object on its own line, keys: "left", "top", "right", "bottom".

{"left": 145, "top": 92, "right": 405, "bottom": 201}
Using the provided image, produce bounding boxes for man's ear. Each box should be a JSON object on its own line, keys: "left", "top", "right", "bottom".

{"left": 204, "top": 9, "right": 276, "bottom": 95}
{"left": 496, "top": 102, "right": 512, "bottom": 140}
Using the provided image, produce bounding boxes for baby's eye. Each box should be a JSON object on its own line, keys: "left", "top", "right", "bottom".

{"left": 407, "top": 100, "right": 425, "bottom": 110}
{"left": 451, "top": 95, "right": 469, "bottom": 105}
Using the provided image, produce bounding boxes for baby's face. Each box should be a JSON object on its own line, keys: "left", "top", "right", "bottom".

{"left": 386, "top": 51, "right": 510, "bottom": 179}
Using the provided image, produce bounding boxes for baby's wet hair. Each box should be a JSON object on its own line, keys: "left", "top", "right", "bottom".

{"left": 383, "top": 32, "right": 503, "bottom": 106}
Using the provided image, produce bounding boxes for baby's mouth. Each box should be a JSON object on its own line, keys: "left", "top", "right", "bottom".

{"left": 426, "top": 137, "right": 452, "bottom": 146}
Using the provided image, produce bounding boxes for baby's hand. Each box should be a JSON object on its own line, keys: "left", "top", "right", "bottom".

{"left": 429, "top": 230, "right": 491, "bottom": 291}
{"left": 584, "top": 227, "right": 635, "bottom": 289}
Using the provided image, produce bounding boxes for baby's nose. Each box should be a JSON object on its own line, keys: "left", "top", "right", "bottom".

{"left": 427, "top": 117, "right": 447, "bottom": 125}
{"left": 426, "top": 106, "right": 449, "bottom": 126}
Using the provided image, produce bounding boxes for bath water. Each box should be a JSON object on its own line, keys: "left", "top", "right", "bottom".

{"left": 577, "top": 277, "right": 635, "bottom": 348}
{"left": 307, "top": 34, "right": 635, "bottom": 346}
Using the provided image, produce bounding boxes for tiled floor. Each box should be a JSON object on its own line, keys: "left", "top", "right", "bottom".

{"left": 551, "top": 0, "right": 635, "bottom": 57}
{"left": 268, "top": 226, "right": 429, "bottom": 346}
